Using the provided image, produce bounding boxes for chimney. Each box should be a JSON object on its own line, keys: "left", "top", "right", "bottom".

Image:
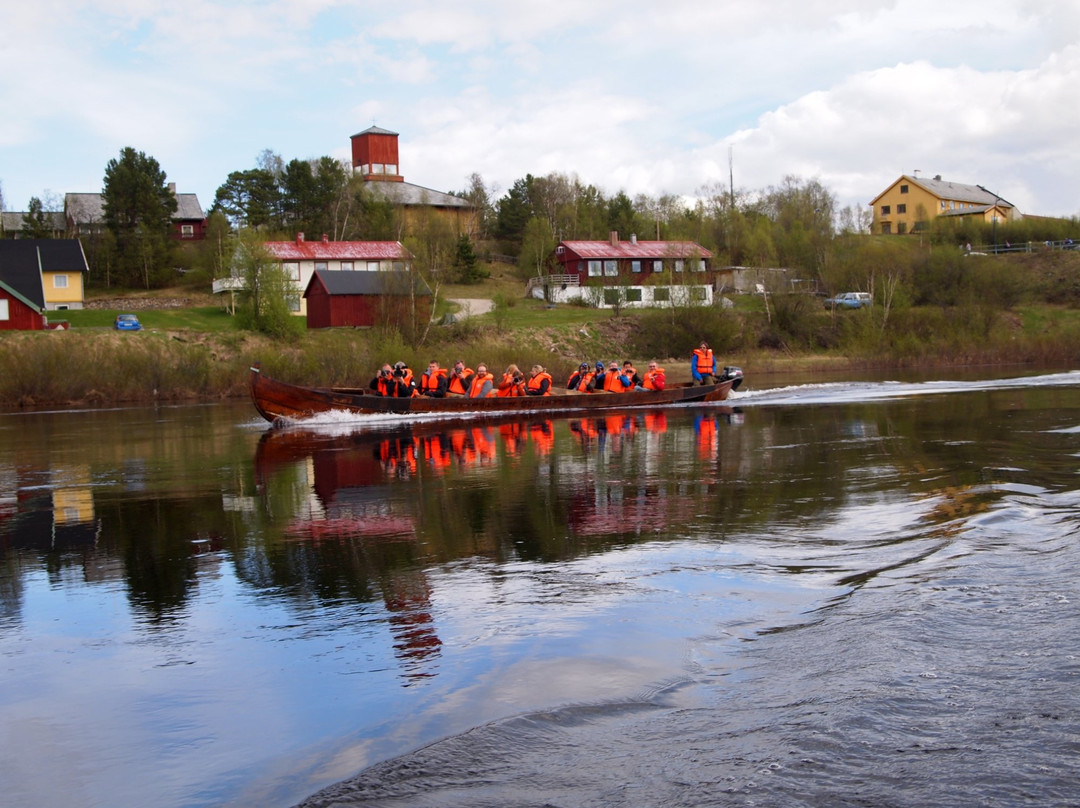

{"left": 630, "top": 233, "right": 637, "bottom": 244}
{"left": 934, "top": 174, "right": 942, "bottom": 181}
{"left": 296, "top": 232, "right": 305, "bottom": 243}
{"left": 322, "top": 233, "right": 329, "bottom": 243}
{"left": 610, "top": 230, "right": 619, "bottom": 247}
{"left": 167, "top": 182, "right": 176, "bottom": 195}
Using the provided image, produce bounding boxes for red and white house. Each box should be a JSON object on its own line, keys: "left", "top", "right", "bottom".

{"left": 540, "top": 232, "right": 716, "bottom": 308}
{"left": 214, "top": 233, "right": 414, "bottom": 317}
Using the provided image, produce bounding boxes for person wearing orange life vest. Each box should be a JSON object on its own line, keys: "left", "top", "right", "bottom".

{"left": 466, "top": 363, "right": 495, "bottom": 398}
{"left": 691, "top": 341, "right": 716, "bottom": 385}
{"left": 567, "top": 362, "right": 595, "bottom": 393}
{"left": 525, "top": 364, "right": 553, "bottom": 396}
{"left": 600, "top": 361, "right": 632, "bottom": 392}
{"left": 621, "top": 360, "right": 642, "bottom": 388}
{"left": 370, "top": 363, "right": 412, "bottom": 397}
{"left": 419, "top": 360, "right": 449, "bottom": 397}
{"left": 638, "top": 360, "right": 666, "bottom": 391}
{"left": 446, "top": 359, "right": 474, "bottom": 396}
{"left": 496, "top": 364, "right": 527, "bottom": 397}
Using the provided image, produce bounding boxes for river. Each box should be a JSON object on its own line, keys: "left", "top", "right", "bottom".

{"left": 1, "top": 370, "right": 1078, "bottom": 807}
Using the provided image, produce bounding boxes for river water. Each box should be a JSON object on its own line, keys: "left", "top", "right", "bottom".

{"left": 1, "top": 371, "right": 1078, "bottom": 807}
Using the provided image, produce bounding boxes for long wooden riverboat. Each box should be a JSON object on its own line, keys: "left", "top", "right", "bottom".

{"left": 249, "top": 363, "right": 742, "bottom": 423}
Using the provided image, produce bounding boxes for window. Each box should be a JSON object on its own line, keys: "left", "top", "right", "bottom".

{"left": 314, "top": 262, "right": 328, "bottom": 272}
{"left": 287, "top": 295, "right": 301, "bottom": 312}
{"left": 283, "top": 262, "right": 300, "bottom": 280}
{"left": 588, "top": 260, "right": 602, "bottom": 277}
{"left": 897, "top": 204, "right": 906, "bottom": 214}
{"left": 881, "top": 205, "right": 891, "bottom": 215}
{"left": 674, "top": 260, "right": 684, "bottom": 272}
{"left": 392, "top": 262, "right": 405, "bottom": 271}
{"left": 0, "top": 299, "right": 8, "bottom": 320}
{"left": 898, "top": 222, "right": 908, "bottom": 234}
{"left": 900, "top": 184, "right": 909, "bottom": 194}
{"left": 373, "top": 163, "right": 384, "bottom": 174}
{"left": 881, "top": 223, "right": 892, "bottom": 234}
{"left": 53, "top": 274, "right": 68, "bottom": 289}
{"left": 603, "top": 289, "right": 622, "bottom": 305}
{"left": 626, "top": 288, "right": 642, "bottom": 302}
{"left": 386, "top": 164, "right": 397, "bottom": 175}
{"left": 631, "top": 260, "right": 642, "bottom": 273}
{"left": 690, "top": 287, "right": 707, "bottom": 301}
{"left": 652, "top": 260, "right": 662, "bottom": 273}
{"left": 604, "top": 260, "right": 618, "bottom": 277}
{"left": 341, "top": 262, "right": 353, "bottom": 271}
{"left": 652, "top": 287, "right": 670, "bottom": 302}
{"left": 181, "top": 224, "right": 194, "bottom": 238}
{"left": 367, "top": 261, "right": 380, "bottom": 271}
{"left": 695, "top": 259, "right": 706, "bottom": 272}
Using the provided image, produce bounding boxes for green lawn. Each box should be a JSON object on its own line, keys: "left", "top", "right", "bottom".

{"left": 58, "top": 306, "right": 239, "bottom": 332}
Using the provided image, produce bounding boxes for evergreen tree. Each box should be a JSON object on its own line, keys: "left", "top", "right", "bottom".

{"left": 102, "top": 147, "right": 178, "bottom": 287}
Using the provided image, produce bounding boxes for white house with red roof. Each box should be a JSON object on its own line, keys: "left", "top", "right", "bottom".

{"left": 538, "top": 231, "right": 716, "bottom": 308}
{"left": 213, "top": 233, "right": 413, "bottom": 317}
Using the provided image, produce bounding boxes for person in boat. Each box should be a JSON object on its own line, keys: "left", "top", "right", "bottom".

{"left": 637, "top": 360, "right": 666, "bottom": 391}
{"left": 370, "top": 363, "right": 412, "bottom": 397}
{"left": 525, "top": 364, "right": 553, "bottom": 396}
{"left": 691, "top": 341, "right": 716, "bottom": 386}
{"left": 419, "top": 360, "right": 448, "bottom": 397}
{"left": 599, "top": 361, "right": 632, "bottom": 392}
{"left": 393, "top": 361, "right": 418, "bottom": 396}
{"left": 466, "top": 363, "right": 496, "bottom": 398}
{"left": 566, "top": 362, "right": 595, "bottom": 392}
{"left": 496, "top": 364, "right": 527, "bottom": 397}
{"left": 621, "top": 360, "right": 642, "bottom": 389}
{"left": 447, "top": 359, "right": 474, "bottom": 397}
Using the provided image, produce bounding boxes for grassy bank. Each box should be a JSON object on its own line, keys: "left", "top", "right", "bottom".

{"left": 2, "top": 296, "right": 1078, "bottom": 411}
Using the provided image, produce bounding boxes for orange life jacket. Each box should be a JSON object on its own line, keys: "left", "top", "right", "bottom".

{"left": 447, "top": 367, "right": 474, "bottom": 395}
{"left": 693, "top": 347, "right": 714, "bottom": 373}
{"left": 467, "top": 372, "right": 495, "bottom": 398}
{"left": 602, "top": 370, "right": 630, "bottom": 392}
{"left": 642, "top": 367, "right": 666, "bottom": 390}
{"left": 419, "top": 368, "right": 447, "bottom": 395}
{"left": 526, "top": 371, "right": 553, "bottom": 396}
{"left": 497, "top": 373, "right": 526, "bottom": 397}
{"left": 568, "top": 370, "right": 595, "bottom": 392}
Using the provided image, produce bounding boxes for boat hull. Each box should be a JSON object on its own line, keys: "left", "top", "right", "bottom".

{"left": 249, "top": 364, "right": 739, "bottom": 423}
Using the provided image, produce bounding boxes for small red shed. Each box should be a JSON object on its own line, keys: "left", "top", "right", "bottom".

{"left": 0, "top": 278, "right": 46, "bottom": 330}
{"left": 304, "top": 270, "right": 433, "bottom": 329}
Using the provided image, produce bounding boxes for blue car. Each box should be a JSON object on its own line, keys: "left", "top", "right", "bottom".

{"left": 114, "top": 314, "right": 142, "bottom": 331}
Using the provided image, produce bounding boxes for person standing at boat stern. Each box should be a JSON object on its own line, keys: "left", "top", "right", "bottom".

{"left": 419, "top": 361, "right": 448, "bottom": 397}
{"left": 525, "top": 364, "right": 553, "bottom": 396}
{"left": 447, "top": 359, "right": 474, "bottom": 397}
{"left": 692, "top": 342, "right": 715, "bottom": 385}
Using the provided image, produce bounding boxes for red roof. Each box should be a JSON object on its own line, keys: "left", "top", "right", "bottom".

{"left": 560, "top": 239, "right": 712, "bottom": 259}
{"left": 264, "top": 238, "right": 411, "bottom": 261}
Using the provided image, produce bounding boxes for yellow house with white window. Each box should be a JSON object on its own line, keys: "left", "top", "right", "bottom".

{"left": 870, "top": 174, "right": 1017, "bottom": 235}
{"left": 26, "top": 240, "right": 90, "bottom": 310}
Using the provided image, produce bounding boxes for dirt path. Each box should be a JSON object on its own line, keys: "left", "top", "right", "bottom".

{"left": 447, "top": 298, "right": 494, "bottom": 318}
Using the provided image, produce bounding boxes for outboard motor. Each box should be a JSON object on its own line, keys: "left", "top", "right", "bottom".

{"left": 718, "top": 366, "right": 743, "bottom": 391}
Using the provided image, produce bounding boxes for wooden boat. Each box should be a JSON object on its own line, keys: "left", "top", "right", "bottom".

{"left": 249, "top": 363, "right": 742, "bottom": 423}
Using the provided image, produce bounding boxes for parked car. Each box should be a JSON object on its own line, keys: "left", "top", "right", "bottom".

{"left": 114, "top": 314, "right": 142, "bottom": 331}
{"left": 824, "top": 292, "right": 872, "bottom": 309}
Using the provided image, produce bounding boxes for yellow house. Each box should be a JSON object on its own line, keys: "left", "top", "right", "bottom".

{"left": 870, "top": 174, "right": 1017, "bottom": 235}
{"left": 0, "top": 238, "right": 90, "bottom": 312}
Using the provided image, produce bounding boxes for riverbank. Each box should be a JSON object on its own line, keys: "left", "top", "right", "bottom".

{"left": 2, "top": 306, "right": 1076, "bottom": 412}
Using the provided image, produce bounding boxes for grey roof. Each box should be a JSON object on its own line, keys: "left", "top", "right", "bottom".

{"left": 362, "top": 180, "right": 472, "bottom": 209}
{"left": 1, "top": 211, "right": 66, "bottom": 234}
{"left": 352, "top": 125, "right": 399, "bottom": 137}
{"left": 64, "top": 191, "right": 206, "bottom": 223}
{"left": 894, "top": 176, "right": 1014, "bottom": 208}
{"left": 305, "top": 269, "right": 432, "bottom": 298}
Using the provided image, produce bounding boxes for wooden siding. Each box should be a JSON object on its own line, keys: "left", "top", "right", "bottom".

{"left": 0, "top": 288, "right": 45, "bottom": 330}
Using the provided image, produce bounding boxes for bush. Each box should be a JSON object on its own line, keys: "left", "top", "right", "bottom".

{"left": 631, "top": 304, "right": 742, "bottom": 358}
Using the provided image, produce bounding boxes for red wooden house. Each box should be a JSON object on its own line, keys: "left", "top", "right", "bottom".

{"left": 303, "top": 269, "right": 432, "bottom": 328}
{"left": 0, "top": 278, "right": 45, "bottom": 330}
{"left": 538, "top": 231, "right": 717, "bottom": 307}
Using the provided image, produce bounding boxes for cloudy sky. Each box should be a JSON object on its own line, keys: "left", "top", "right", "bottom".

{"left": 2, "top": 0, "right": 1079, "bottom": 220}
